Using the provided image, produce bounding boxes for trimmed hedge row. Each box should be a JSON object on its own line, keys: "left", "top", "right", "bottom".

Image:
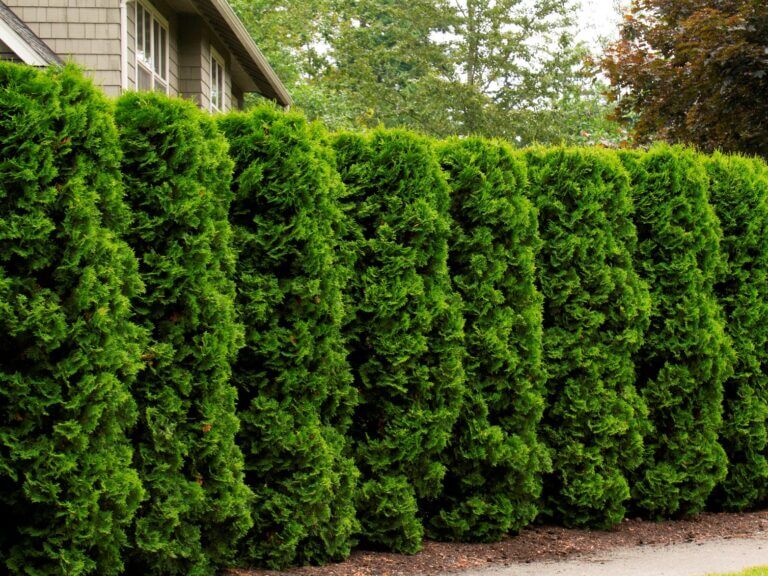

{"left": 4, "top": 64, "right": 768, "bottom": 575}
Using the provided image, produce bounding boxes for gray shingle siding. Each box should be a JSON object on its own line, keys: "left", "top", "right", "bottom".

{"left": 3, "top": 2, "right": 122, "bottom": 95}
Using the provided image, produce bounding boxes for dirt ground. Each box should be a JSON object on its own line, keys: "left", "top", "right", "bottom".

{"left": 227, "top": 509, "right": 768, "bottom": 576}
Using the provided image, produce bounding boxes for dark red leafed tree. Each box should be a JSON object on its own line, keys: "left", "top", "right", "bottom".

{"left": 603, "top": 0, "right": 768, "bottom": 157}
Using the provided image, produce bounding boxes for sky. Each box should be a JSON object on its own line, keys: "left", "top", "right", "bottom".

{"left": 576, "top": 0, "right": 627, "bottom": 49}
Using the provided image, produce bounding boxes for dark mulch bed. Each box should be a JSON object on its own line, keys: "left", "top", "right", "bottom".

{"left": 226, "top": 509, "right": 768, "bottom": 576}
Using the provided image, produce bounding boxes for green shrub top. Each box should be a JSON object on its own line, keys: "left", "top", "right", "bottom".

{"left": 0, "top": 63, "right": 144, "bottom": 576}
{"left": 623, "top": 145, "right": 733, "bottom": 518}
{"left": 527, "top": 146, "right": 650, "bottom": 529}
{"left": 219, "top": 104, "right": 358, "bottom": 569}
{"left": 426, "top": 137, "right": 547, "bottom": 542}
{"left": 116, "top": 91, "right": 252, "bottom": 576}
{"left": 334, "top": 129, "right": 465, "bottom": 553}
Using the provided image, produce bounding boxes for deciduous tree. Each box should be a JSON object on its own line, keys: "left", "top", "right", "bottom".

{"left": 603, "top": 0, "right": 768, "bottom": 157}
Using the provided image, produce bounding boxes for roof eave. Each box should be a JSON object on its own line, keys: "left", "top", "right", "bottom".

{"left": 206, "top": 0, "right": 292, "bottom": 107}
{"left": 0, "top": 2, "right": 61, "bottom": 66}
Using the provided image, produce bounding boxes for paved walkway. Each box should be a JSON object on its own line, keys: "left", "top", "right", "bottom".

{"left": 454, "top": 537, "right": 768, "bottom": 576}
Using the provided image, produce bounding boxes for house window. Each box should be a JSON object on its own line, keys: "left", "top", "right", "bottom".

{"left": 210, "top": 48, "right": 225, "bottom": 112}
{"left": 135, "top": 1, "right": 168, "bottom": 93}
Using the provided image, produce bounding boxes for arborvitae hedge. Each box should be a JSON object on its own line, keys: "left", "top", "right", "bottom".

{"left": 333, "top": 130, "right": 465, "bottom": 553}
{"left": 218, "top": 105, "right": 359, "bottom": 569}
{"left": 0, "top": 63, "right": 144, "bottom": 576}
{"left": 115, "top": 93, "right": 252, "bottom": 576}
{"left": 526, "top": 147, "right": 650, "bottom": 529}
{"left": 706, "top": 154, "right": 768, "bottom": 511}
{"left": 6, "top": 70, "right": 768, "bottom": 567}
{"left": 623, "top": 146, "right": 733, "bottom": 518}
{"left": 425, "top": 138, "right": 547, "bottom": 542}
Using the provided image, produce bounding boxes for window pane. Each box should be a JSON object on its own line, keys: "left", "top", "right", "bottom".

{"left": 160, "top": 27, "right": 167, "bottom": 79}
{"left": 211, "top": 57, "right": 222, "bottom": 110}
{"left": 155, "top": 79, "right": 168, "bottom": 94}
{"left": 136, "top": 5, "right": 144, "bottom": 61}
{"left": 153, "top": 20, "right": 160, "bottom": 73}
{"left": 211, "top": 58, "right": 216, "bottom": 108}
{"left": 218, "top": 62, "right": 224, "bottom": 109}
{"left": 138, "top": 64, "right": 152, "bottom": 91}
{"left": 144, "top": 10, "right": 151, "bottom": 59}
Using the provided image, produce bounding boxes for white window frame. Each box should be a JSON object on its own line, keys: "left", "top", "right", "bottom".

{"left": 210, "top": 47, "right": 225, "bottom": 112}
{"left": 134, "top": 0, "right": 169, "bottom": 94}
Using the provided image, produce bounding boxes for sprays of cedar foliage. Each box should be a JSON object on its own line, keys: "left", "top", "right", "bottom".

{"left": 526, "top": 147, "right": 650, "bottom": 529}
{"left": 218, "top": 105, "right": 359, "bottom": 569}
{"left": 115, "top": 93, "right": 252, "bottom": 576}
{"left": 706, "top": 154, "right": 768, "bottom": 511}
{"left": 622, "top": 146, "right": 733, "bottom": 518}
{"left": 333, "top": 130, "right": 465, "bottom": 553}
{"left": 0, "top": 63, "right": 144, "bottom": 576}
{"left": 426, "top": 138, "right": 547, "bottom": 542}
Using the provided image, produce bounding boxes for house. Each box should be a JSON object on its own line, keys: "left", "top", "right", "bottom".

{"left": 0, "top": 0, "right": 291, "bottom": 111}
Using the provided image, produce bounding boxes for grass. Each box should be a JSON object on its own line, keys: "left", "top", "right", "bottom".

{"left": 710, "top": 569, "right": 768, "bottom": 576}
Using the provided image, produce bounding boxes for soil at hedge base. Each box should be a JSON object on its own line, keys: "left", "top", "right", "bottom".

{"left": 227, "top": 509, "right": 768, "bottom": 576}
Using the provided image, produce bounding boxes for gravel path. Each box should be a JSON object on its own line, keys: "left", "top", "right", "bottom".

{"left": 456, "top": 538, "right": 768, "bottom": 576}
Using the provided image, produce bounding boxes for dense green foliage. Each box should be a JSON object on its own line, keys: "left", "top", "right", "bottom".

{"left": 333, "top": 130, "right": 465, "bottom": 553}
{"left": 218, "top": 106, "right": 359, "bottom": 569}
{"left": 623, "top": 146, "right": 733, "bottom": 518}
{"left": 115, "top": 93, "right": 252, "bottom": 576}
{"left": 0, "top": 63, "right": 144, "bottom": 576}
{"left": 706, "top": 154, "right": 768, "bottom": 511}
{"left": 425, "top": 138, "right": 547, "bottom": 541}
{"left": 527, "top": 147, "right": 650, "bottom": 529}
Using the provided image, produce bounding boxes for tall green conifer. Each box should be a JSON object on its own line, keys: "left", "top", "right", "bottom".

{"left": 219, "top": 105, "right": 359, "bottom": 569}
{"left": 116, "top": 93, "right": 252, "bottom": 576}
{"left": 0, "top": 63, "right": 144, "bottom": 576}
{"left": 426, "top": 138, "right": 547, "bottom": 541}
{"left": 623, "top": 146, "right": 733, "bottom": 518}
{"left": 706, "top": 154, "right": 768, "bottom": 511}
{"left": 333, "top": 129, "right": 465, "bottom": 553}
{"left": 527, "top": 147, "right": 650, "bottom": 528}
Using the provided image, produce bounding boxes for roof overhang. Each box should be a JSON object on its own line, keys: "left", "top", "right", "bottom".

{"left": 0, "top": 2, "right": 61, "bottom": 66}
{"left": 190, "top": 0, "right": 292, "bottom": 107}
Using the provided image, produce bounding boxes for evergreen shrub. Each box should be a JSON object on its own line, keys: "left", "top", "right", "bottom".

{"left": 218, "top": 105, "right": 359, "bottom": 569}
{"left": 706, "top": 154, "right": 768, "bottom": 511}
{"left": 426, "top": 137, "right": 547, "bottom": 542}
{"left": 0, "top": 63, "right": 144, "bottom": 576}
{"left": 622, "top": 146, "right": 733, "bottom": 518}
{"left": 115, "top": 92, "right": 252, "bottom": 576}
{"left": 526, "top": 147, "right": 650, "bottom": 529}
{"left": 333, "top": 129, "right": 465, "bottom": 553}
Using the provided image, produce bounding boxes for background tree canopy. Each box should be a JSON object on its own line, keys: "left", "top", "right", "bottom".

{"left": 232, "top": 0, "right": 622, "bottom": 145}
